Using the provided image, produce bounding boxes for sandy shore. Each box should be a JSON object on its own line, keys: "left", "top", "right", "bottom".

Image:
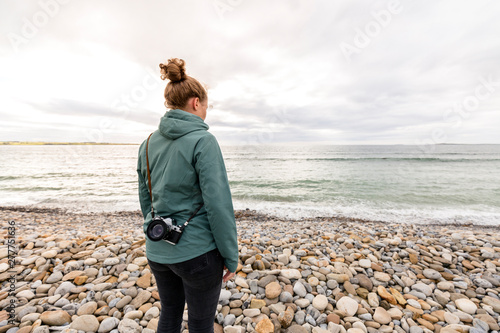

{"left": 0, "top": 206, "right": 499, "bottom": 333}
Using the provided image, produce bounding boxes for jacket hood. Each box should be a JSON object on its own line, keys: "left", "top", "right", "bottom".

{"left": 159, "top": 109, "right": 209, "bottom": 140}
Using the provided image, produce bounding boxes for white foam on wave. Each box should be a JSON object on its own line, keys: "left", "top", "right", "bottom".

{"left": 232, "top": 199, "right": 500, "bottom": 226}
{"left": 2, "top": 196, "right": 142, "bottom": 214}
{"left": 3, "top": 194, "right": 499, "bottom": 227}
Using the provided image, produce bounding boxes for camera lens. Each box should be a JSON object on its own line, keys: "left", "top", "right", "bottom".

{"left": 151, "top": 224, "right": 164, "bottom": 239}
{"left": 147, "top": 219, "right": 170, "bottom": 242}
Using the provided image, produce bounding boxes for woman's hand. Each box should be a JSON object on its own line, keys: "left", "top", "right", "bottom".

{"left": 223, "top": 266, "right": 235, "bottom": 282}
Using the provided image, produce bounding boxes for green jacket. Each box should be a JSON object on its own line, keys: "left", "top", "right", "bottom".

{"left": 137, "top": 109, "right": 238, "bottom": 272}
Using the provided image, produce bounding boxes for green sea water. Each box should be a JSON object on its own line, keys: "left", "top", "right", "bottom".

{"left": 0, "top": 144, "right": 499, "bottom": 225}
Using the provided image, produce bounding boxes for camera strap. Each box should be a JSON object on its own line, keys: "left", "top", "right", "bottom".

{"left": 146, "top": 132, "right": 155, "bottom": 218}
{"left": 182, "top": 203, "right": 204, "bottom": 228}
{"left": 146, "top": 132, "right": 204, "bottom": 223}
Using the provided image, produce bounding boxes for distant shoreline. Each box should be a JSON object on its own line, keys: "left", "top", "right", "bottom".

{"left": 0, "top": 141, "right": 138, "bottom": 145}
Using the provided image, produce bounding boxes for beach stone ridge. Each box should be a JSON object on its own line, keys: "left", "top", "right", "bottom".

{"left": 1, "top": 207, "right": 500, "bottom": 333}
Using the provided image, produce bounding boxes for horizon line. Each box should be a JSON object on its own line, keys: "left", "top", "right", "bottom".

{"left": 1, "top": 141, "right": 500, "bottom": 146}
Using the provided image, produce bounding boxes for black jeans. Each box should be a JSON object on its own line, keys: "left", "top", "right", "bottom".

{"left": 148, "top": 249, "right": 224, "bottom": 333}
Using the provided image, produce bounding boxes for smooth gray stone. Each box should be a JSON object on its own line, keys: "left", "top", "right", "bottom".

{"left": 54, "top": 281, "right": 76, "bottom": 296}
{"left": 409, "top": 327, "right": 423, "bottom": 333}
{"left": 316, "top": 285, "right": 326, "bottom": 295}
{"left": 472, "top": 318, "right": 490, "bottom": 332}
{"left": 474, "top": 278, "right": 493, "bottom": 289}
{"left": 223, "top": 314, "right": 236, "bottom": 327}
{"left": 18, "top": 306, "right": 38, "bottom": 320}
{"left": 257, "top": 275, "right": 276, "bottom": 287}
{"left": 54, "top": 298, "right": 70, "bottom": 307}
{"left": 305, "top": 314, "right": 316, "bottom": 326}
{"left": 230, "top": 292, "right": 244, "bottom": 300}
{"left": 306, "top": 306, "right": 320, "bottom": 320}
{"left": 294, "top": 311, "right": 306, "bottom": 325}
{"left": 293, "top": 282, "right": 307, "bottom": 298}
{"left": 469, "top": 329, "right": 487, "bottom": 333}
{"left": 249, "top": 280, "right": 258, "bottom": 294}
{"left": 108, "top": 297, "right": 121, "bottom": 308}
{"left": 359, "top": 313, "right": 372, "bottom": 321}
{"left": 316, "top": 313, "right": 327, "bottom": 325}
{"left": 280, "top": 291, "right": 293, "bottom": 303}
{"left": 409, "top": 290, "right": 427, "bottom": 300}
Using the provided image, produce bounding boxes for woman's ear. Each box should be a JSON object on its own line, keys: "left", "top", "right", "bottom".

{"left": 192, "top": 97, "right": 201, "bottom": 111}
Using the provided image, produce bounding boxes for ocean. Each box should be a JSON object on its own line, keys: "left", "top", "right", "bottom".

{"left": 0, "top": 144, "right": 499, "bottom": 226}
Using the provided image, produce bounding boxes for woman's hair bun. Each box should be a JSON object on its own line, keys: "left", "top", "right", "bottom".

{"left": 159, "top": 58, "right": 186, "bottom": 82}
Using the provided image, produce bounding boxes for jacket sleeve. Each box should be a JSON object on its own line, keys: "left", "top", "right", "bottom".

{"left": 137, "top": 142, "right": 152, "bottom": 223}
{"left": 194, "top": 134, "right": 239, "bottom": 272}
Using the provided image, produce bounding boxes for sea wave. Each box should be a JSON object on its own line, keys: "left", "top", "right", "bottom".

{"left": 232, "top": 199, "right": 500, "bottom": 226}
{"left": 2, "top": 197, "right": 499, "bottom": 226}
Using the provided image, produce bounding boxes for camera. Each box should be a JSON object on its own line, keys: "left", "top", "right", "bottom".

{"left": 146, "top": 216, "right": 184, "bottom": 245}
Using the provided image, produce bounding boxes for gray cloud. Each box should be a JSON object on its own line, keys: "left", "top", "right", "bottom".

{"left": 25, "top": 98, "right": 160, "bottom": 126}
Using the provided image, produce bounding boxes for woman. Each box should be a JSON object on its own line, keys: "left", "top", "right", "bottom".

{"left": 137, "top": 58, "right": 238, "bottom": 333}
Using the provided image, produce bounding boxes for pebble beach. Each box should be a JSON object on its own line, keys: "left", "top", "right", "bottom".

{"left": 0, "top": 206, "right": 499, "bottom": 333}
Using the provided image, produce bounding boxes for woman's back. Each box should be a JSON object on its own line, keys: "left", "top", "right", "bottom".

{"left": 137, "top": 108, "right": 237, "bottom": 269}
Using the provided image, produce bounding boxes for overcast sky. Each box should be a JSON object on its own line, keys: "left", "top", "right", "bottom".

{"left": 1, "top": 1, "right": 500, "bottom": 145}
